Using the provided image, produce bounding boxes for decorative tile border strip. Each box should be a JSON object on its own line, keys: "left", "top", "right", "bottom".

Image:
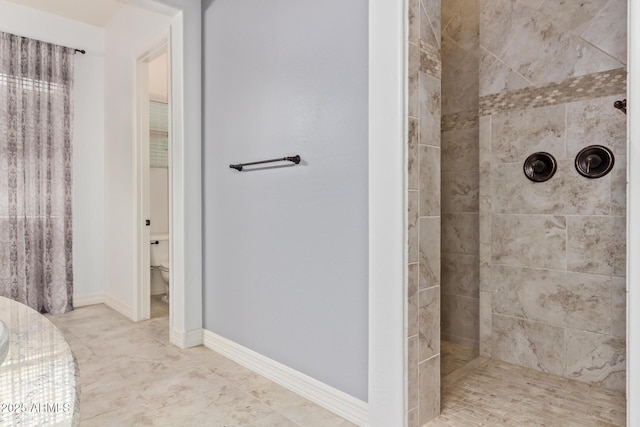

{"left": 479, "top": 68, "right": 627, "bottom": 117}
{"left": 442, "top": 109, "right": 478, "bottom": 132}
{"left": 420, "top": 40, "right": 441, "bottom": 79}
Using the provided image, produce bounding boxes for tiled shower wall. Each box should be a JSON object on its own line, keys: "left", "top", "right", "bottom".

{"left": 478, "top": 0, "right": 627, "bottom": 391}
{"left": 407, "top": 0, "right": 442, "bottom": 424}
{"left": 440, "top": 0, "right": 480, "bottom": 351}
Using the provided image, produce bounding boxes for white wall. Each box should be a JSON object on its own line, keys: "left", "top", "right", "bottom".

{"left": 0, "top": 0, "right": 106, "bottom": 304}
{"left": 148, "top": 52, "right": 168, "bottom": 102}
{"left": 104, "top": 4, "right": 171, "bottom": 310}
{"left": 202, "top": 0, "right": 369, "bottom": 401}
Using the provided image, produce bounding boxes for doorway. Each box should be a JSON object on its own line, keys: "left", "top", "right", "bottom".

{"left": 134, "top": 38, "right": 171, "bottom": 322}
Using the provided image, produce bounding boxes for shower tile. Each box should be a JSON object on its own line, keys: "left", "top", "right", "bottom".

{"left": 408, "top": 408, "right": 419, "bottom": 427}
{"left": 419, "top": 73, "right": 441, "bottom": 147}
{"left": 408, "top": 118, "right": 419, "bottom": 191}
{"left": 441, "top": 127, "right": 479, "bottom": 172}
{"left": 408, "top": 263, "right": 419, "bottom": 338}
{"left": 611, "top": 155, "right": 627, "bottom": 216}
{"left": 479, "top": 243, "right": 491, "bottom": 292}
{"left": 420, "top": 3, "right": 439, "bottom": 53}
{"left": 420, "top": 145, "right": 441, "bottom": 216}
{"left": 479, "top": 197, "right": 491, "bottom": 244}
{"left": 408, "top": 191, "right": 419, "bottom": 264}
{"left": 441, "top": 294, "right": 479, "bottom": 341}
{"left": 441, "top": 170, "right": 479, "bottom": 213}
{"left": 441, "top": 34, "right": 467, "bottom": 82}
{"left": 419, "top": 355, "right": 440, "bottom": 423}
{"left": 479, "top": 48, "right": 532, "bottom": 97}
{"left": 565, "top": 329, "right": 626, "bottom": 391}
{"left": 491, "top": 104, "right": 566, "bottom": 164}
{"left": 442, "top": 213, "right": 479, "bottom": 255}
{"left": 611, "top": 277, "right": 626, "bottom": 338}
{"left": 442, "top": 109, "right": 478, "bottom": 132}
{"left": 538, "top": 0, "right": 609, "bottom": 37}
{"left": 491, "top": 265, "right": 612, "bottom": 334}
{"left": 491, "top": 214, "right": 566, "bottom": 270}
{"left": 491, "top": 159, "right": 610, "bottom": 215}
{"left": 441, "top": 253, "right": 479, "bottom": 298}
{"left": 442, "top": 0, "right": 464, "bottom": 32}
{"left": 419, "top": 286, "right": 441, "bottom": 361}
{"left": 419, "top": 217, "right": 441, "bottom": 289}
{"left": 479, "top": 291, "right": 491, "bottom": 348}
{"left": 409, "top": 0, "right": 420, "bottom": 44}
{"left": 491, "top": 314, "right": 565, "bottom": 376}
{"left": 581, "top": 0, "right": 628, "bottom": 65}
{"left": 566, "top": 95, "right": 627, "bottom": 158}
{"left": 444, "top": 0, "right": 478, "bottom": 51}
{"left": 479, "top": 0, "right": 517, "bottom": 57}
{"left": 408, "top": 335, "right": 419, "bottom": 411}
{"left": 409, "top": 42, "right": 420, "bottom": 118}
{"left": 567, "top": 216, "right": 626, "bottom": 276}
{"left": 421, "top": 0, "right": 441, "bottom": 46}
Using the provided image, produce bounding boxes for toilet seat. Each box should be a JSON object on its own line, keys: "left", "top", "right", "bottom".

{"left": 159, "top": 262, "right": 170, "bottom": 272}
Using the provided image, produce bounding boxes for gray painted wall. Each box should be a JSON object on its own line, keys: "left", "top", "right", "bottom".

{"left": 202, "top": 0, "right": 369, "bottom": 400}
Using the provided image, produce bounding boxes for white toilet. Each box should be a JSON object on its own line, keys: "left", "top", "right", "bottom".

{"left": 150, "top": 233, "right": 170, "bottom": 303}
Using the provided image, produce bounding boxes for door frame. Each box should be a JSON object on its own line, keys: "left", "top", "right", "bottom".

{"left": 133, "top": 36, "right": 170, "bottom": 322}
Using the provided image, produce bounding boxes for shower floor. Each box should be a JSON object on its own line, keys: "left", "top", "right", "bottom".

{"left": 441, "top": 340, "right": 478, "bottom": 377}
{"left": 429, "top": 358, "right": 625, "bottom": 426}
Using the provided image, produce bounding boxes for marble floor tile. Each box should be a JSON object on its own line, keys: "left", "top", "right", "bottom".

{"left": 47, "top": 302, "right": 354, "bottom": 426}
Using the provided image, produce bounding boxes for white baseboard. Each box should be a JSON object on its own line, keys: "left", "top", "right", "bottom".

{"left": 74, "top": 293, "right": 105, "bottom": 307}
{"left": 103, "top": 294, "right": 134, "bottom": 319}
{"left": 171, "top": 327, "right": 203, "bottom": 349}
{"left": 202, "top": 330, "right": 369, "bottom": 426}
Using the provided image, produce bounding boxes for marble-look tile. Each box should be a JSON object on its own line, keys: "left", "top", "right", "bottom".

{"left": 491, "top": 104, "right": 566, "bottom": 164}
{"left": 408, "top": 335, "right": 419, "bottom": 411}
{"left": 441, "top": 170, "right": 479, "bottom": 213}
{"left": 491, "top": 314, "right": 565, "bottom": 376}
{"left": 441, "top": 127, "right": 479, "bottom": 172}
{"left": 492, "top": 214, "right": 566, "bottom": 270}
{"left": 479, "top": 196, "right": 491, "bottom": 244}
{"left": 611, "top": 155, "right": 627, "bottom": 216}
{"left": 442, "top": 213, "right": 479, "bottom": 255}
{"left": 408, "top": 118, "right": 419, "bottom": 191}
{"left": 491, "top": 265, "right": 612, "bottom": 334}
{"left": 612, "top": 277, "right": 626, "bottom": 338}
{"left": 420, "top": 1, "right": 439, "bottom": 50}
{"left": 409, "top": 0, "right": 420, "bottom": 44}
{"left": 479, "top": 291, "right": 491, "bottom": 348}
{"left": 581, "top": 0, "right": 628, "bottom": 65}
{"left": 246, "top": 380, "right": 309, "bottom": 411}
{"left": 479, "top": 47, "right": 532, "bottom": 96}
{"left": 409, "top": 42, "right": 420, "bottom": 118}
{"left": 441, "top": 34, "right": 467, "bottom": 80}
{"left": 419, "top": 355, "right": 440, "bottom": 423}
{"left": 442, "top": 0, "right": 464, "bottom": 31}
{"left": 567, "top": 216, "right": 626, "bottom": 276}
{"left": 420, "top": 72, "right": 441, "bottom": 147}
{"left": 441, "top": 294, "right": 479, "bottom": 342}
{"left": 422, "top": 0, "right": 441, "bottom": 44}
{"left": 408, "top": 263, "right": 419, "bottom": 338}
{"left": 279, "top": 400, "right": 356, "bottom": 427}
{"left": 420, "top": 145, "right": 441, "bottom": 216}
{"left": 408, "top": 407, "right": 419, "bottom": 427}
{"left": 479, "top": 242, "right": 491, "bottom": 292}
{"left": 444, "top": 0, "right": 478, "bottom": 50}
{"left": 82, "top": 404, "right": 169, "bottom": 426}
{"left": 420, "top": 217, "right": 441, "bottom": 289}
{"left": 441, "top": 253, "right": 479, "bottom": 298}
{"left": 566, "top": 95, "right": 627, "bottom": 158}
{"left": 538, "top": 0, "right": 609, "bottom": 35}
{"left": 479, "top": 0, "right": 518, "bottom": 57}
{"left": 565, "top": 329, "right": 626, "bottom": 391}
{"left": 409, "top": 191, "right": 419, "bottom": 264}
{"left": 419, "top": 286, "right": 441, "bottom": 361}
{"left": 541, "top": 37, "right": 624, "bottom": 84}
{"left": 491, "top": 159, "right": 610, "bottom": 215}
{"left": 252, "top": 413, "right": 301, "bottom": 427}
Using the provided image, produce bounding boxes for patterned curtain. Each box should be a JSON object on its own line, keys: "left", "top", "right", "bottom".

{"left": 0, "top": 32, "right": 74, "bottom": 314}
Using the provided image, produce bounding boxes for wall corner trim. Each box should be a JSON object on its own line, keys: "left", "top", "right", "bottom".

{"left": 202, "top": 329, "right": 369, "bottom": 426}
{"left": 170, "top": 327, "right": 203, "bottom": 349}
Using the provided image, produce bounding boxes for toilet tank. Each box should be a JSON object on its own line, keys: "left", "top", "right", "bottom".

{"left": 150, "top": 233, "right": 169, "bottom": 267}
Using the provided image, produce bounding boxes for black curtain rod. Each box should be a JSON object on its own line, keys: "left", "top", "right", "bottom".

{"left": 74, "top": 49, "right": 86, "bottom": 55}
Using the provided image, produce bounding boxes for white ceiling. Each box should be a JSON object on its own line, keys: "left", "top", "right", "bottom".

{"left": 5, "top": 0, "right": 126, "bottom": 27}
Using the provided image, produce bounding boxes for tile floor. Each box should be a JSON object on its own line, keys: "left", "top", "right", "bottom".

{"left": 428, "top": 357, "right": 626, "bottom": 426}
{"left": 46, "top": 299, "right": 354, "bottom": 427}
{"left": 440, "top": 340, "right": 478, "bottom": 378}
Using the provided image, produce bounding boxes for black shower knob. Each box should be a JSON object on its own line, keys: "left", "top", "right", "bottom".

{"left": 523, "top": 152, "right": 557, "bottom": 182}
{"left": 575, "top": 145, "right": 614, "bottom": 179}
